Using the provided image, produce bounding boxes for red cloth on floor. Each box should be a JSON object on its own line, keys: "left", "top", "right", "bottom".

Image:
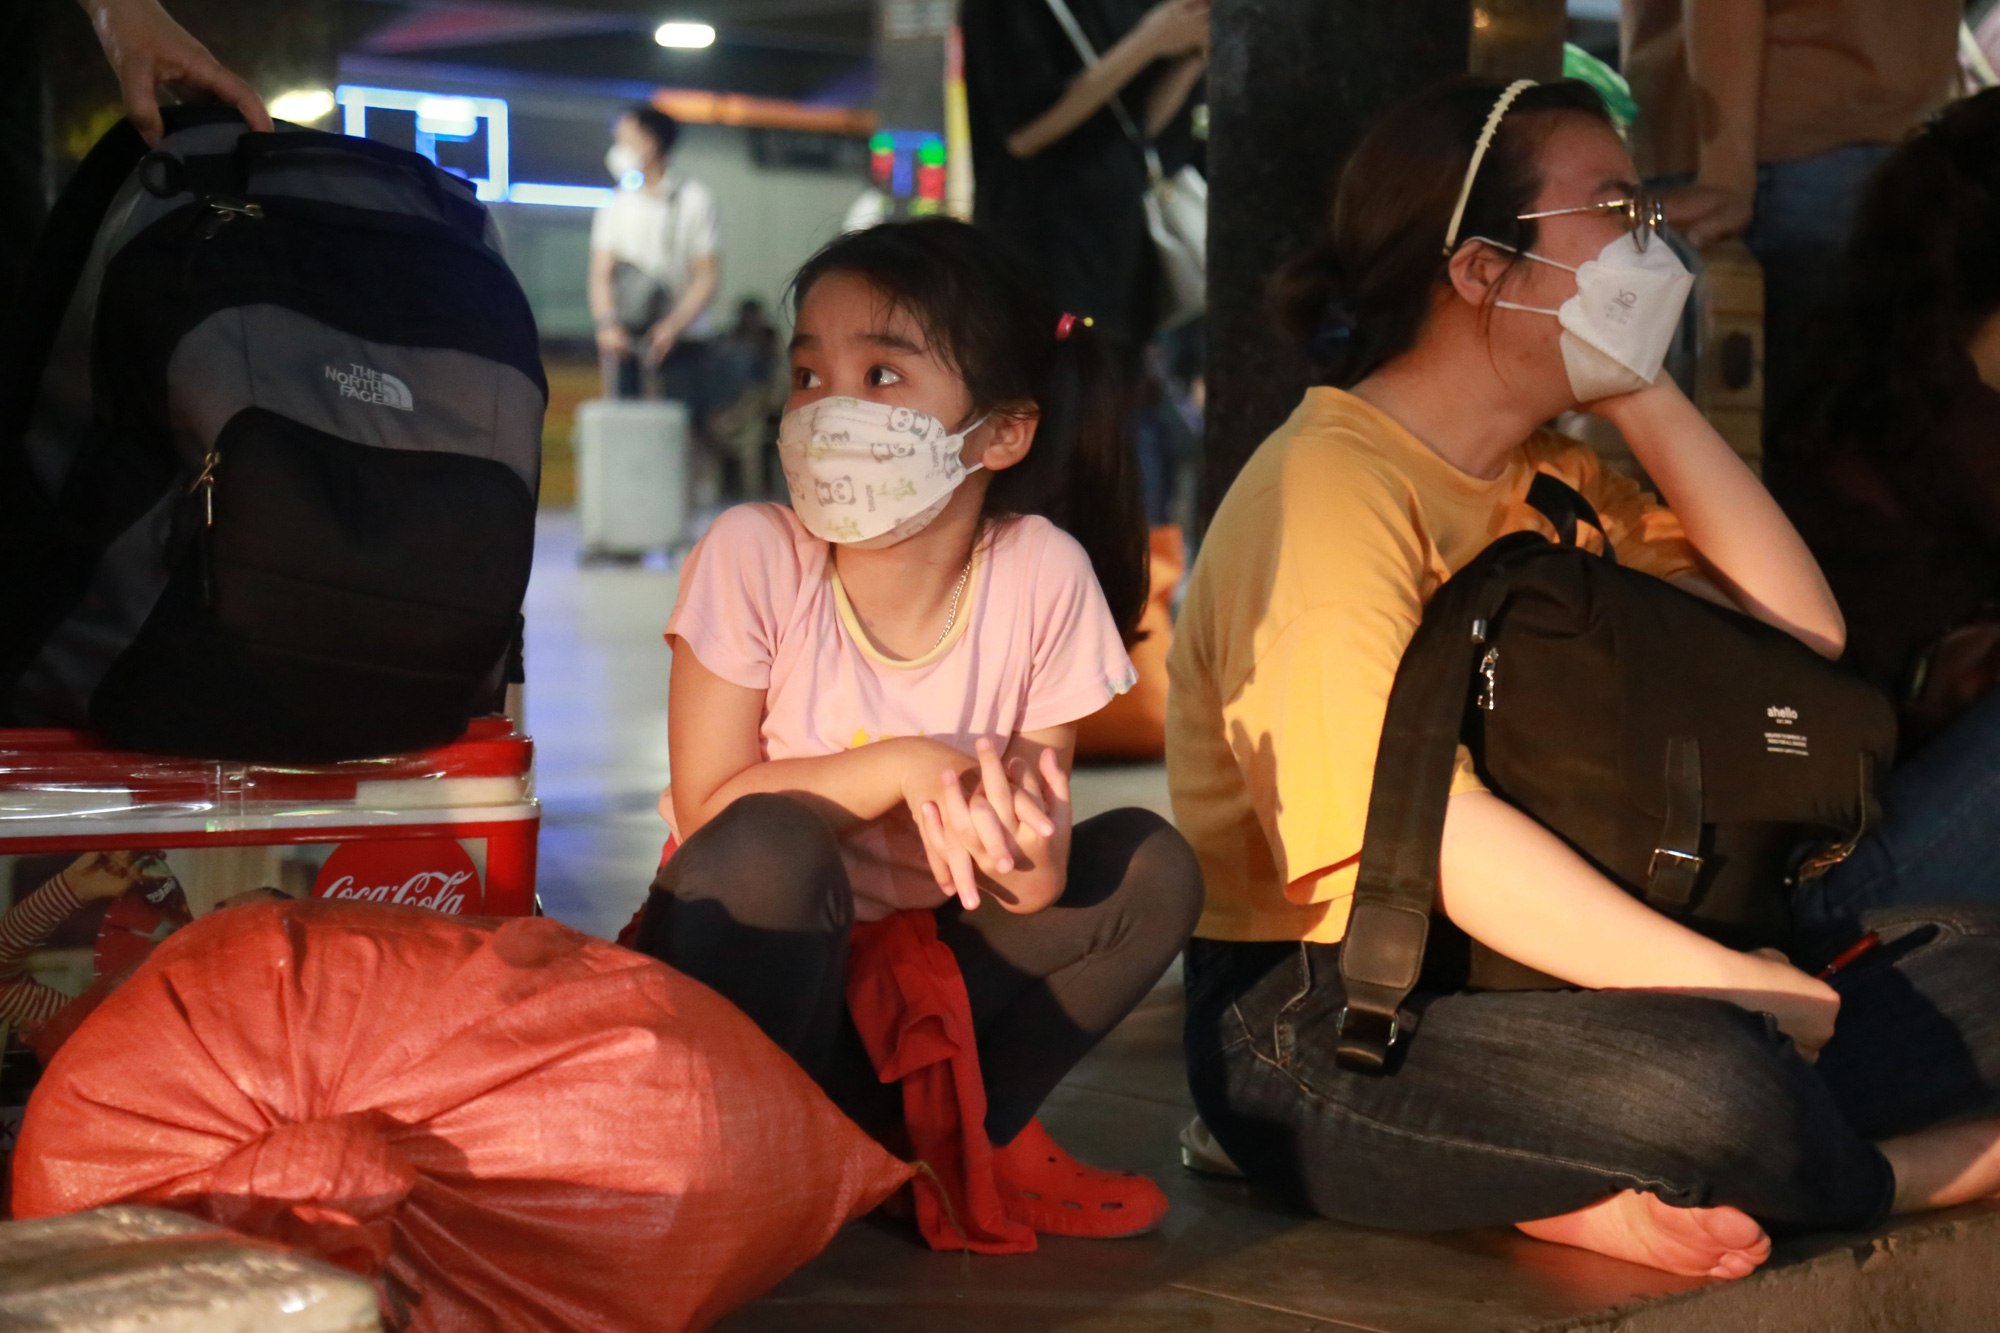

{"left": 846, "top": 910, "right": 1037, "bottom": 1255}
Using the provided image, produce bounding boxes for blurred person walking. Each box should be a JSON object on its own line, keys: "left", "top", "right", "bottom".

{"left": 1620, "top": 0, "right": 1962, "bottom": 493}
{"left": 588, "top": 105, "right": 722, "bottom": 421}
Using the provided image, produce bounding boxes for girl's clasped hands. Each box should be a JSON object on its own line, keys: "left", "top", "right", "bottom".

{"left": 914, "top": 739, "right": 1073, "bottom": 911}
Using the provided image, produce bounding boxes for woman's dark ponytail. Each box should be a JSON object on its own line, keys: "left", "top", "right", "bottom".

{"left": 790, "top": 220, "right": 1150, "bottom": 644}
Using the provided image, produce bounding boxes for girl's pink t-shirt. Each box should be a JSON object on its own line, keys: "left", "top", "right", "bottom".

{"left": 664, "top": 502, "right": 1136, "bottom": 919}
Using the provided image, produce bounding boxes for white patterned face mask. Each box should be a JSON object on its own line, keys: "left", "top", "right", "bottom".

{"left": 777, "top": 396, "right": 989, "bottom": 547}
{"left": 1482, "top": 233, "right": 1695, "bottom": 401}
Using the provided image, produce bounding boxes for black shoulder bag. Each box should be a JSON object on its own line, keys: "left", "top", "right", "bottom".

{"left": 1334, "top": 474, "right": 1898, "bottom": 1074}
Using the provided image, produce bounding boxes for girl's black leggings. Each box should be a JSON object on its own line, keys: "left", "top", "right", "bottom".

{"left": 633, "top": 791, "right": 1203, "bottom": 1146}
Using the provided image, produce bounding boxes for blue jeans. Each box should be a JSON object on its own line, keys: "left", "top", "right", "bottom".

{"left": 1796, "top": 686, "right": 2000, "bottom": 928}
{"left": 1185, "top": 904, "right": 2000, "bottom": 1234}
{"left": 1743, "top": 144, "right": 1892, "bottom": 469}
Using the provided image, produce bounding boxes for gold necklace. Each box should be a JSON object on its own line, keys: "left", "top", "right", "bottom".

{"left": 931, "top": 554, "right": 975, "bottom": 651}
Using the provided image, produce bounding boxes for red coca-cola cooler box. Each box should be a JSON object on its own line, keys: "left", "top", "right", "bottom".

{"left": 0, "top": 720, "right": 539, "bottom": 1028}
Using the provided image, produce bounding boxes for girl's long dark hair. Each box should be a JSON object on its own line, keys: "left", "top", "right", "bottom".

{"left": 1785, "top": 88, "right": 2000, "bottom": 464}
{"left": 1270, "top": 77, "right": 1613, "bottom": 386}
{"left": 789, "top": 219, "right": 1148, "bottom": 644}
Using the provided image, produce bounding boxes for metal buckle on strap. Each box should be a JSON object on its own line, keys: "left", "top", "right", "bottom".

{"left": 1333, "top": 1004, "right": 1401, "bottom": 1075}
{"left": 1335, "top": 1004, "right": 1398, "bottom": 1048}
{"left": 1647, "top": 847, "right": 1704, "bottom": 881}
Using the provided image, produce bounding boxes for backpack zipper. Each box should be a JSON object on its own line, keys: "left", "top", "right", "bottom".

{"left": 188, "top": 448, "right": 220, "bottom": 524}
{"left": 187, "top": 448, "right": 220, "bottom": 602}
{"left": 1476, "top": 645, "right": 1500, "bottom": 712}
{"left": 199, "top": 198, "right": 264, "bottom": 239}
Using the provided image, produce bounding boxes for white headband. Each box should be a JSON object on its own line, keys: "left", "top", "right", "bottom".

{"left": 1441, "top": 78, "right": 1538, "bottom": 258}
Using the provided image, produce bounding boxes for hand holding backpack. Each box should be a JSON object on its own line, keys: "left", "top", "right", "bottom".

{"left": 1335, "top": 475, "right": 1898, "bottom": 1074}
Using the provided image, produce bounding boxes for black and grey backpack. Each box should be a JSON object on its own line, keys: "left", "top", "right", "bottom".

{"left": 0, "top": 111, "right": 543, "bottom": 762}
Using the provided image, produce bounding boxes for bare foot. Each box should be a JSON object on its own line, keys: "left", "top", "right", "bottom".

{"left": 1516, "top": 1190, "right": 1771, "bottom": 1280}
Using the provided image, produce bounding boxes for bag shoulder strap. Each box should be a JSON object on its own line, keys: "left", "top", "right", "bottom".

{"left": 1525, "top": 471, "right": 1615, "bottom": 564}
{"left": 1334, "top": 538, "right": 1530, "bottom": 1072}
{"left": 1337, "top": 471, "right": 1617, "bottom": 1073}
{"left": 1039, "top": 0, "right": 1165, "bottom": 180}
{"left": 0, "top": 118, "right": 151, "bottom": 455}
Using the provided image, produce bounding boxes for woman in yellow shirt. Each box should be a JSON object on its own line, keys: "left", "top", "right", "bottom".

{"left": 1170, "top": 77, "right": 2000, "bottom": 1280}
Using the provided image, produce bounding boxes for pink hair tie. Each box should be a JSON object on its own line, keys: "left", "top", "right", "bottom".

{"left": 1055, "top": 312, "right": 1093, "bottom": 340}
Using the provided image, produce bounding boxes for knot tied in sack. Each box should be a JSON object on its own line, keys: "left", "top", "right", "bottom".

{"left": 199, "top": 1108, "right": 419, "bottom": 1275}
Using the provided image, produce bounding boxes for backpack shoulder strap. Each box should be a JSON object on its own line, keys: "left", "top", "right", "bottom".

{"left": 0, "top": 106, "right": 246, "bottom": 457}
{"left": 1526, "top": 471, "right": 1616, "bottom": 565}
{"left": 1334, "top": 536, "right": 1539, "bottom": 1073}
{"left": 0, "top": 119, "right": 151, "bottom": 454}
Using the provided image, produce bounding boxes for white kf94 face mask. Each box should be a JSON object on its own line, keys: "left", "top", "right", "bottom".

{"left": 1481, "top": 233, "right": 1695, "bottom": 402}
{"left": 778, "top": 396, "right": 989, "bottom": 547}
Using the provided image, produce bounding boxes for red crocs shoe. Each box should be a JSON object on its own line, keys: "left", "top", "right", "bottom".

{"left": 991, "top": 1118, "right": 1169, "bottom": 1239}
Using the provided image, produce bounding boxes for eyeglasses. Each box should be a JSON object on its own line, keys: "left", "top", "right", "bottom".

{"left": 1516, "top": 194, "right": 1666, "bottom": 252}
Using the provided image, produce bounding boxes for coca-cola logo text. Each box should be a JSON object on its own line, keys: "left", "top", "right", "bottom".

{"left": 319, "top": 869, "right": 473, "bottom": 913}
{"left": 312, "top": 838, "right": 484, "bottom": 916}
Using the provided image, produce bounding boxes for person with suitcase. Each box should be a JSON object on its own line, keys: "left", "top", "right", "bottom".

{"left": 588, "top": 106, "right": 721, "bottom": 417}
{"left": 1169, "top": 76, "right": 2000, "bottom": 1280}
{"left": 627, "top": 219, "right": 1203, "bottom": 1243}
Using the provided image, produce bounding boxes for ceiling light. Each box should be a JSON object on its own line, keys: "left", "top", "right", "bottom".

{"left": 269, "top": 88, "right": 336, "bottom": 124}
{"left": 654, "top": 21, "right": 715, "bottom": 49}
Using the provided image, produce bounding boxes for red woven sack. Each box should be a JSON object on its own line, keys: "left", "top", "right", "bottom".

{"left": 12, "top": 900, "right": 913, "bottom": 1331}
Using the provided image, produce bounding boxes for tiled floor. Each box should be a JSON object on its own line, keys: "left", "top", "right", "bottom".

{"left": 523, "top": 511, "right": 2000, "bottom": 1332}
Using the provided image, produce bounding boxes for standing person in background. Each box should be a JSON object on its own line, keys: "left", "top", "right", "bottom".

{"left": 588, "top": 105, "right": 722, "bottom": 428}
{"left": 1620, "top": 0, "right": 1961, "bottom": 496}
{"left": 960, "top": 0, "right": 1208, "bottom": 364}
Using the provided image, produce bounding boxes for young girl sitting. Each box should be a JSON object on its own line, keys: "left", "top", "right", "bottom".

{"left": 631, "top": 219, "right": 1203, "bottom": 1241}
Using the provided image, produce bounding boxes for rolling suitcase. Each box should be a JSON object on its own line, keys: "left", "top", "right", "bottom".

{"left": 575, "top": 397, "right": 690, "bottom": 560}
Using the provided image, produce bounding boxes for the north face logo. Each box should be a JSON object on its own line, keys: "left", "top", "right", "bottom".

{"left": 325, "top": 362, "right": 413, "bottom": 411}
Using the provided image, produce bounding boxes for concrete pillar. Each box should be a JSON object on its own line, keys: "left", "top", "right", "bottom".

{"left": 1201, "top": 2, "right": 1469, "bottom": 527}
{"left": 1200, "top": 0, "right": 1564, "bottom": 528}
